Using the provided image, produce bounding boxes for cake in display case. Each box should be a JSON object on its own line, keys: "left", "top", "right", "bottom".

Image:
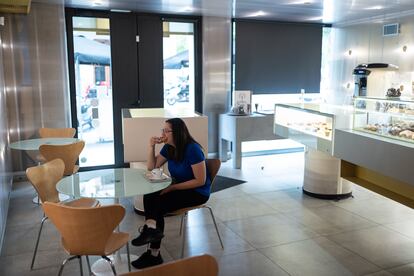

{"left": 353, "top": 96, "right": 414, "bottom": 143}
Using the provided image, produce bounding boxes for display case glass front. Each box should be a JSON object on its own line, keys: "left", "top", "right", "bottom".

{"left": 274, "top": 104, "right": 334, "bottom": 140}
{"left": 274, "top": 104, "right": 335, "bottom": 154}
{"left": 353, "top": 96, "right": 414, "bottom": 143}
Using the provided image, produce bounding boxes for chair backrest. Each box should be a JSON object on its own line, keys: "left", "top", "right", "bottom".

{"left": 42, "top": 202, "right": 125, "bottom": 256}
{"left": 120, "top": 254, "right": 218, "bottom": 276}
{"left": 39, "top": 141, "right": 85, "bottom": 175}
{"left": 206, "top": 159, "right": 221, "bottom": 188}
{"left": 39, "top": 128, "right": 76, "bottom": 138}
{"left": 26, "top": 159, "right": 65, "bottom": 204}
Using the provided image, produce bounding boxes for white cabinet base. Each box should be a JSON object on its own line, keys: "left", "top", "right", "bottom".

{"left": 303, "top": 148, "right": 352, "bottom": 199}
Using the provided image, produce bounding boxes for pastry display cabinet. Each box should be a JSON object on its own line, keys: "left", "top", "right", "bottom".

{"left": 274, "top": 104, "right": 335, "bottom": 154}
{"left": 353, "top": 96, "right": 414, "bottom": 144}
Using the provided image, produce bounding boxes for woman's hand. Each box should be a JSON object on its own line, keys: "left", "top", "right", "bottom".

{"left": 160, "top": 185, "right": 175, "bottom": 195}
{"left": 149, "top": 136, "right": 163, "bottom": 147}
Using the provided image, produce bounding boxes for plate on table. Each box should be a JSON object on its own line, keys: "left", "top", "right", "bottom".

{"left": 144, "top": 172, "right": 171, "bottom": 183}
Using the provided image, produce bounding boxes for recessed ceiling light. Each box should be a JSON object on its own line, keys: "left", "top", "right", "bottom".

{"left": 365, "top": 6, "right": 383, "bottom": 10}
{"left": 308, "top": 16, "right": 323, "bottom": 21}
{"left": 288, "top": 0, "right": 312, "bottom": 4}
{"left": 93, "top": 1, "right": 102, "bottom": 6}
{"left": 181, "top": 6, "right": 194, "bottom": 12}
{"left": 110, "top": 9, "right": 131, "bottom": 13}
{"left": 246, "top": 10, "right": 266, "bottom": 17}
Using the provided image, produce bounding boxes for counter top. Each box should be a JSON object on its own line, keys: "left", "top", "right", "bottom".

{"left": 122, "top": 108, "right": 203, "bottom": 118}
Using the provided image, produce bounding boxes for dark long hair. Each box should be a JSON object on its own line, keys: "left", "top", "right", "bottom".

{"left": 166, "top": 118, "right": 201, "bottom": 161}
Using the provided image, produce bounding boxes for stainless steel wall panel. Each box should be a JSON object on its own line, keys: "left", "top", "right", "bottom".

{"left": 202, "top": 16, "right": 231, "bottom": 153}
{"left": 0, "top": 21, "right": 14, "bottom": 252}
{"left": 2, "top": 2, "right": 70, "bottom": 171}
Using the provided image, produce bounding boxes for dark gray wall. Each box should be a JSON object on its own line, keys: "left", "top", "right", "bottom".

{"left": 235, "top": 20, "right": 323, "bottom": 94}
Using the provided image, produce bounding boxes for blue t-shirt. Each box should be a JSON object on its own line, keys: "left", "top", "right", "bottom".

{"left": 160, "top": 143, "right": 211, "bottom": 197}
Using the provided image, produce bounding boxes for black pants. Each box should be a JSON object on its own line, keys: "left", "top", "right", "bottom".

{"left": 143, "top": 189, "right": 209, "bottom": 249}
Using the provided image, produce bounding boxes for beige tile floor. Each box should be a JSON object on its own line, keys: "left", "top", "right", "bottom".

{"left": 2, "top": 152, "right": 414, "bottom": 275}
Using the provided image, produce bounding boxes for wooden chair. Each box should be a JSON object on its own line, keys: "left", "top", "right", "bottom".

{"left": 120, "top": 254, "right": 218, "bottom": 276}
{"left": 26, "top": 159, "right": 99, "bottom": 270}
{"left": 169, "top": 159, "right": 224, "bottom": 258}
{"left": 42, "top": 202, "right": 131, "bottom": 276}
{"left": 39, "top": 127, "right": 76, "bottom": 138}
{"left": 37, "top": 127, "right": 76, "bottom": 163}
{"left": 39, "top": 140, "right": 85, "bottom": 175}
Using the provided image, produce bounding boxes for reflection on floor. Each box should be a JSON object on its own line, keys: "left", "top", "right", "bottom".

{"left": 2, "top": 152, "right": 414, "bottom": 275}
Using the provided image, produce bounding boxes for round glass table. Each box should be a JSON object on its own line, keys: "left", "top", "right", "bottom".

{"left": 9, "top": 137, "right": 81, "bottom": 151}
{"left": 57, "top": 168, "right": 171, "bottom": 275}
{"left": 10, "top": 137, "right": 81, "bottom": 204}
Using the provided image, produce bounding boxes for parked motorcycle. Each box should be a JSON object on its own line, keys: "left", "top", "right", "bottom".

{"left": 166, "top": 81, "right": 189, "bottom": 105}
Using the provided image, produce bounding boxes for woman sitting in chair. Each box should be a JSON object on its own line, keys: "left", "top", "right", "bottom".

{"left": 131, "top": 118, "right": 211, "bottom": 269}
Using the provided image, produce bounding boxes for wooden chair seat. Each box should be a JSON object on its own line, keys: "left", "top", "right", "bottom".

{"left": 63, "top": 197, "right": 99, "bottom": 208}
{"left": 169, "top": 204, "right": 205, "bottom": 215}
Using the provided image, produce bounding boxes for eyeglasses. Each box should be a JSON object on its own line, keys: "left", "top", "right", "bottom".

{"left": 161, "top": 129, "right": 173, "bottom": 134}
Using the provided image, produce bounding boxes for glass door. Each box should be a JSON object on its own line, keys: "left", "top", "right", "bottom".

{"left": 71, "top": 17, "right": 114, "bottom": 167}
{"left": 163, "top": 21, "right": 195, "bottom": 111}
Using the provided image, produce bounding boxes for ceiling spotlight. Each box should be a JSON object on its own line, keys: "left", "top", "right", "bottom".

{"left": 93, "top": 1, "right": 102, "bottom": 6}
{"left": 348, "top": 49, "right": 352, "bottom": 56}
{"left": 181, "top": 6, "right": 194, "bottom": 12}
{"left": 403, "top": 45, "right": 408, "bottom": 52}
{"left": 365, "top": 6, "right": 383, "bottom": 10}
{"left": 246, "top": 10, "right": 266, "bottom": 17}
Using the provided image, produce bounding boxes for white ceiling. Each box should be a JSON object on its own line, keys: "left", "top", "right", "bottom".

{"left": 34, "top": 0, "right": 414, "bottom": 25}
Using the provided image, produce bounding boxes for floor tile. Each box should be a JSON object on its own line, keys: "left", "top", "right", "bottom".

{"left": 224, "top": 214, "right": 318, "bottom": 248}
{"left": 331, "top": 198, "right": 414, "bottom": 224}
{"left": 327, "top": 226, "right": 414, "bottom": 269}
{"left": 383, "top": 220, "right": 414, "bottom": 240}
{"left": 387, "top": 262, "right": 414, "bottom": 276}
{"left": 218, "top": 250, "right": 289, "bottom": 276}
{"left": 251, "top": 188, "right": 331, "bottom": 212}
{"left": 260, "top": 237, "right": 381, "bottom": 276}
{"left": 162, "top": 223, "right": 254, "bottom": 259}
{"left": 208, "top": 195, "right": 277, "bottom": 221}
{"left": 282, "top": 204, "right": 378, "bottom": 236}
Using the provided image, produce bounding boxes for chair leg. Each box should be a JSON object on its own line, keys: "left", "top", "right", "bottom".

{"left": 31, "top": 216, "right": 48, "bottom": 270}
{"left": 180, "top": 214, "right": 187, "bottom": 258}
{"left": 179, "top": 213, "right": 186, "bottom": 236}
{"left": 102, "top": 256, "right": 117, "bottom": 275}
{"left": 78, "top": 256, "right": 84, "bottom": 276}
{"left": 206, "top": 206, "right": 224, "bottom": 249}
{"left": 58, "top": 255, "right": 79, "bottom": 276}
{"left": 126, "top": 242, "right": 131, "bottom": 272}
{"left": 85, "top": 256, "right": 92, "bottom": 275}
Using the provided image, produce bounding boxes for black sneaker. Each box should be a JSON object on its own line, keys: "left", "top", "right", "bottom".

{"left": 131, "top": 225, "right": 164, "bottom": 246}
{"left": 131, "top": 250, "right": 163, "bottom": 269}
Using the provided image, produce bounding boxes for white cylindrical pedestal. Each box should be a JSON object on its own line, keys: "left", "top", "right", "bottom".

{"left": 303, "top": 148, "right": 352, "bottom": 199}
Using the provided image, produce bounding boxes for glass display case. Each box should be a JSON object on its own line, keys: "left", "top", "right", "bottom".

{"left": 353, "top": 96, "right": 414, "bottom": 143}
{"left": 274, "top": 104, "right": 335, "bottom": 154}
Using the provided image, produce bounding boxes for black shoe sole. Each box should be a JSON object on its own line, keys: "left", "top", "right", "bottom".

{"left": 131, "top": 258, "right": 163, "bottom": 269}
{"left": 131, "top": 234, "right": 164, "bottom": 247}
{"left": 134, "top": 207, "right": 145, "bottom": 216}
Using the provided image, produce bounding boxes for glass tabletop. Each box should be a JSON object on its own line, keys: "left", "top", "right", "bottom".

{"left": 56, "top": 168, "right": 171, "bottom": 199}
{"left": 9, "top": 138, "right": 81, "bottom": 151}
